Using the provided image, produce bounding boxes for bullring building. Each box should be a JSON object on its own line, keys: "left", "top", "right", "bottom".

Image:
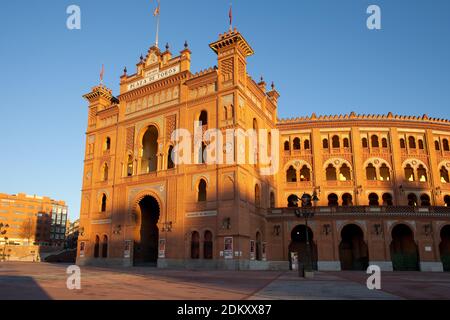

{"left": 76, "top": 28, "right": 450, "bottom": 272}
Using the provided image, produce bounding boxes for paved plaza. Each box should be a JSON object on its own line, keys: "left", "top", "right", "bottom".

{"left": 0, "top": 262, "right": 449, "bottom": 300}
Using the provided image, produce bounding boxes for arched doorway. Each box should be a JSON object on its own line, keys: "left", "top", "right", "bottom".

{"left": 94, "top": 235, "right": 100, "bottom": 258}
{"left": 440, "top": 225, "right": 450, "bottom": 272}
{"left": 339, "top": 224, "right": 369, "bottom": 270}
{"left": 390, "top": 224, "right": 419, "bottom": 271}
{"left": 134, "top": 195, "right": 160, "bottom": 265}
{"left": 288, "top": 225, "right": 318, "bottom": 270}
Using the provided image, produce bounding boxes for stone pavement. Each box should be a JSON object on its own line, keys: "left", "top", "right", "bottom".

{"left": 0, "top": 262, "right": 449, "bottom": 300}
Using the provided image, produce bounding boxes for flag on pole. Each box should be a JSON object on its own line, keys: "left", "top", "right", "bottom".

{"left": 100, "top": 64, "right": 104, "bottom": 83}
{"left": 154, "top": 0, "right": 160, "bottom": 16}
{"left": 229, "top": 4, "right": 232, "bottom": 29}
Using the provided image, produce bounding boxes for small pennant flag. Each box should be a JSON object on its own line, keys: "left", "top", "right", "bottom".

{"left": 100, "top": 64, "right": 104, "bottom": 83}
{"left": 229, "top": 4, "right": 232, "bottom": 27}
{"left": 153, "top": 0, "right": 160, "bottom": 16}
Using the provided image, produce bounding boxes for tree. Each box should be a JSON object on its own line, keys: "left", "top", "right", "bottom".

{"left": 19, "top": 218, "right": 36, "bottom": 244}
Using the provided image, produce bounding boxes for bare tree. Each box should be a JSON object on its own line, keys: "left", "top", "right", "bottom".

{"left": 19, "top": 218, "right": 36, "bottom": 244}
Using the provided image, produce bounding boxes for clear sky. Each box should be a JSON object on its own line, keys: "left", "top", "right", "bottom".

{"left": 0, "top": 0, "right": 449, "bottom": 221}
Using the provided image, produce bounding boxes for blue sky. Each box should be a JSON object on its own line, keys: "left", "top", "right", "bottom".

{"left": 0, "top": 0, "right": 449, "bottom": 220}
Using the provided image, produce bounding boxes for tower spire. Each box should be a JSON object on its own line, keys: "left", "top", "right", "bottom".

{"left": 153, "top": 0, "right": 161, "bottom": 48}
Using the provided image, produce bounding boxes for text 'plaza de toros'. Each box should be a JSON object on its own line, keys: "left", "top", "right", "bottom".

{"left": 77, "top": 28, "right": 450, "bottom": 272}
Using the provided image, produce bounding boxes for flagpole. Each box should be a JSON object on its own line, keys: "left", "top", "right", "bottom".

{"left": 155, "top": 0, "right": 160, "bottom": 48}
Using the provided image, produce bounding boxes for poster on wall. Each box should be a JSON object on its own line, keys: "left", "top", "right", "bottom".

{"left": 224, "top": 237, "right": 233, "bottom": 259}
{"left": 124, "top": 240, "right": 131, "bottom": 258}
{"left": 290, "top": 252, "right": 298, "bottom": 270}
{"left": 79, "top": 242, "right": 85, "bottom": 258}
{"left": 158, "top": 239, "right": 166, "bottom": 258}
{"left": 250, "top": 240, "right": 255, "bottom": 260}
{"left": 262, "top": 242, "right": 267, "bottom": 261}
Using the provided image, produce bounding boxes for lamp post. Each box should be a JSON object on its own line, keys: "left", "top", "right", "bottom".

{"left": 294, "top": 192, "right": 319, "bottom": 278}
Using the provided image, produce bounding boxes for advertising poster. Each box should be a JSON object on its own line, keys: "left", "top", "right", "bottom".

{"left": 124, "top": 240, "right": 131, "bottom": 258}
{"left": 224, "top": 237, "right": 233, "bottom": 259}
{"left": 79, "top": 242, "right": 85, "bottom": 258}
{"left": 158, "top": 239, "right": 166, "bottom": 258}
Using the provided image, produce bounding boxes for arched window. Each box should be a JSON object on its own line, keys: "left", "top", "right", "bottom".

{"left": 332, "top": 135, "right": 340, "bottom": 148}
{"left": 417, "top": 165, "right": 428, "bottom": 182}
{"left": 105, "top": 137, "right": 111, "bottom": 151}
{"left": 293, "top": 138, "right": 301, "bottom": 150}
{"left": 339, "top": 164, "right": 351, "bottom": 181}
{"left": 342, "top": 193, "right": 353, "bottom": 206}
{"left": 254, "top": 184, "right": 261, "bottom": 208}
{"left": 198, "top": 179, "right": 207, "bottom": 202}
{"left": 270, "top": 192, "right": 275, "bottom": 208}
{"left": 167, "top": 146, "right": 175, "bottom": 169}
{"left": 382, "top": 193, "right": 393, "bottom": 206}
{"left": 404, "top": 164, "right": 415, "bottom": 182}
{"left": 94, "top": 235, "right": 100, "bottom": 258}
{"left": 445, "top": 195, "right": 450, "bottom": 207}
{"left": 286, "top": 166, "right": 297, "bottom": 182}
{"left": 141, "top": 126, "right": 158, "bottom": 173}
{"left": 301, "top": 194, "right": 312, "bottom": 207}
{"left": 444, "top": 139, "right": 450, "bottom": 151}
{"left": 304, "top": 139, "right": 310, "bottom": 150}
{"left": 101, "top": 194, "right": 107, "bottom": 212}
{"left": 127, "top": 155, "right": 133, "bottom": 177}
{"left": 328, "top": 193, "right": 338, "bottom": 207}
{"left": 420, "top": 194, "right": 431, "bottom": 207}
{"left": 362, "top": 138, "right": 368, "bottom": 148}
{"left": 366, "top": 163, "right": 377, "bottom": 181}
{"left": 379, "top": 164, "right": 391, "bottom": 181}
{"left": 326, "top": 164, "right": 337, "bottom": 181}
{"left": 323, "top": 139, "right": 329, "bottom": 149}
{"left": 400, "top": 138, "right": 406, "bottom": 149}
{"left": 435, "top": 141, "right": 441, "bottom": 151}
{"left": 287, "top": 194, "right": 298, "bottom": 207}
{"left": 199, "top": 142, "right": 207, "bottom": 164}
{"left": 191, "top": 231, "right": 200, "bottom": 259}
{"left": 204, "top": 231, "right": 213, "bottom": 259}
{"left": 199, "top": 110, "right": 208, "bottom": 126}
{"left": 408, "top": 193, "right": 418, "bottom": 207}
{"left": 441, "top": 166, "right": 450, "bottom": 183}
{"left": 409, "top": 136, "right": 416, "bottom": 149}
{"left": 371, "top": 135, "right": 379, "bottom": 148}
{"left": 102, "top": 163, "right": 109, "bottom": 181}
{"left": 102, "top": 235, "right": 108, "bottom": 258}
{"left": 382, "top": 138, "right": 388, "bottom": 148}
{"left": 343, "top": 138, "right": 350, "bottom": 148}
{"left": 284, "top": 141, "right": 290, "bottom": 151}
{"left": 300, "top": 165, "right": 311, "bottom": 181}
{"left": 368, "top": 193, "right": 379, "bottom": 206}
{"left": 418, "top": 139, "right": 424, "bottom": 150}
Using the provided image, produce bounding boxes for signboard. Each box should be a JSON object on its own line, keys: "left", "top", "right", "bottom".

{"left": 79, "top": 242, "right": 85, "bottom": 258}
{"left": 250, "top": 240, "right": 255, "bottom": 260}
{"left": 224, "top": 237, "right": 233, "bottom": 259}
{"left": 124, "top": 240, "right": 131, "bottom": 258}
{"left": 127, "top": 65, "right": 180, "bottom": 92}
{"left": 159, "top": 239, "right": 166, "bottom": 258}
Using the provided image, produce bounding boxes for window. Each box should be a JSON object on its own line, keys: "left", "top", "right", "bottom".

{"left": 408, "top": 136, "right": 416, "bottom": 149}
{"left": 404, "top": 164, "right": 415, "bottom": 182}
{"left": 420, "top": 194, "right": 431, "bottom": 207}
{"left": 101, "top": 194, "right": 107, "bottom": 212}
{"left": 204, "top": 231, "right": 213, "bottom": 259}
{"left": 301, "top": 194, "right": 312, "bottom": 207}
{"left": 105, "top": 137, "right": 111, "bottom": 151}
{"left": 435, "top": 141, "right": 441, "bottom": 151}
{"left": 326, "top": 164, "right": 337, "bottom": 181}
{"left": 418, "top": 139, "right": 424, "bottom": 150}
{"left": 382, "top": 138, "right": 388, "bottom": 148}
{"left": 293, "top": 138, "right": 301, "bottom": 150}
{"left": 223, "top": 106, "right": 228, "bottom": 120}
{"left": 441, "top": 166, "right": 449, "bottom": 183}
{"left": 368, "top": 193, "right": 379, "bottom": 206}
{"left": 342, "top": 193, "right": 353, "bottom": 206}
{"left": 379, "top": 164, "right": 390, "bottom": 181}
{"left": 270, "top": 192, "right": 275, "bottom": 208}
{"left": 284, "top": 141, "right": 290, "bottom": 151}
{"left": 94, "top": 235, "right": 100, "bottom": 258}
{"left": 323, "top": 139, "right": 329, "bottom": 149}
{"left": 287, "top": 194, "right": 298, "bottom": 207}
{"left": 191, "top": 231, "right": 200, "bottom": 259}
{"left": 417, "top": 165, "right": 427, "bottom": 182}
{"left": 198, "top": 179, "right": 207, "bottom": 202}
{"left": 199, "top": 142, "right": 207, "bottom": 164}
{"left": 102, "top": 163, "right": 109, "bottom": 181}
{"left": 444, "top": 139, "right": 450, "bottom": 151}
{"left": 400, "top": 138, "right": 406, "bottom": 149}
{"left": 382, "top": 193, "right": 393, "bottom": 206}
{"left": 141, "top": 126, "right": 158, "bottom": 173}
{"left": 332, "top": 135, "right": 340, "bottom": 148}
{"left": 408, "top": 193, "right": 418, "bottom": 207}
{"left": 366, "top": 163, "right": 377, "bottom": 181}
{"left": 304, "top": 139, "right": 310, "bottom": 150}
{"left": 343, "top": 138, "right": 350, "bottom": 148}
{"left": 444, "top": 195, "right": 450, "bottom": 207}
{"left": 127, "top": 155, "right": 133, "bottom": 177}
{"left": 199, "top": 110, "right": 208, "bottom": 126}
{"left": 102, "top": 235, "right": 108, "bottom": 258}
{"left": 371, "top": 135, "right": 379, "bottom": 148}
{"left": 328, "top": 193, "right": 338, "bottom": 207}
{"left": 254, "top": 184, "right": 261, "bottom": 208}
{"left": 167, "top": 146, "right": 175, "bottom": 169}
{"left": 300, "top": 165, "right": 311, "bottom": 181}
{"left": 362, "top": 138, "right": 368, "bottom": 148}
{"left": 339, "top": 164, "right": 351, "bottom": 181}
{"left": 286, "top": 166, "right": 297, "bottom": 182}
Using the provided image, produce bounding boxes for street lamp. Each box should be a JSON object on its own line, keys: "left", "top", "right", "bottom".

{"left": 294, "top": 192, "right": 319, "bottom": 278}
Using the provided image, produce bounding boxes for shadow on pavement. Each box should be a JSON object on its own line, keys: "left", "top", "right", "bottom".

{"left": 0, "top": 276, "right": 52, "bottom": 300}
